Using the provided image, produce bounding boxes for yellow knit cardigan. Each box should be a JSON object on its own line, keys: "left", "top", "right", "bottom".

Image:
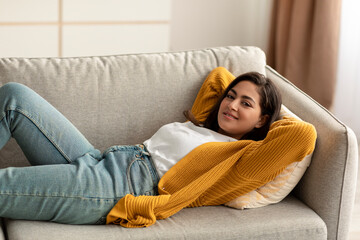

{"left": 106, "top": 67, "right": 317, "bottom": 228}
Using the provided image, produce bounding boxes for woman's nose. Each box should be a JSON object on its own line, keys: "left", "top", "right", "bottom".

{"left": 229, "top": 100, "right": 239, "bottom": 111}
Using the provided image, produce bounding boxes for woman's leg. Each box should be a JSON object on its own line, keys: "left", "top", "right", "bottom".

{"left": 0, "top": 82, "right": 100, "bottom": 165}
{"left": 0, "top": 155, "right": 114, "bottom": 224}
{"left": 0, "top": 145, "right": 159, "bottom": 224}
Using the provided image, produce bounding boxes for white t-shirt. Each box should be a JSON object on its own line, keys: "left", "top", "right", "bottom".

{"left": 143, "top": 122, "right": 237, "bottom": 178}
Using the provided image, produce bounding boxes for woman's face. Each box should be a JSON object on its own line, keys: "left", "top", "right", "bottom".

{"left": 217, "top": 81, "right": 266, "bottom": 140}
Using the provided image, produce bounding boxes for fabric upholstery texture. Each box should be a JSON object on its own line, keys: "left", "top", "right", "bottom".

{"left": 0, "top": 46, "right": 357, "bottom": 239}
{"left": 5, "top": 197, "right": 326, "bottom": 240}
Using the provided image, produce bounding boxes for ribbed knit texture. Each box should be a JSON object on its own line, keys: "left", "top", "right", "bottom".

{"left": 190, "top": 67, "right": 235, "bottom": 123}
{"left": 106, "top": 67, "right": 317, "bottom": 227}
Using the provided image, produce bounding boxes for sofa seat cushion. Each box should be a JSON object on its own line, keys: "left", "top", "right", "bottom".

{"left": 4, "top": 196, "right": 326, "bottom": 240}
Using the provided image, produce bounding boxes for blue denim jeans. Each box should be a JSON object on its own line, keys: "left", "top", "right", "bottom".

{"left": 0, "top": 82, "right": 159, "bottom": 224}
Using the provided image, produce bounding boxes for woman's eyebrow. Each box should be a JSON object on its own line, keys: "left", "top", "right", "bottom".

{"left": 230, "top": 89, "right": 256, "bottom": 104}
{"left": 229, "top": 89, "right": 237, "bottom": 95}
{"left": 242, "top": 95, "right": 256, "bottom": 104}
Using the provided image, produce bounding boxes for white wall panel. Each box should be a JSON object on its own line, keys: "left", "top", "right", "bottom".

{"left": 63, "top": 24, "right": 169, "bottom": 56}
{"left": 0, "top": 0, "right": 58, "bottom": 22}
{"left": 170, "top": 0, "right": 272, "bottom": 53}
{"left": 0, "top": 26, "right": 58, "bottom": 57}
{"left": 63, "top": 0, "right": 170, "bottom": 21}
{"left": 0, "top": 0, "right": 171, "bottom": 57}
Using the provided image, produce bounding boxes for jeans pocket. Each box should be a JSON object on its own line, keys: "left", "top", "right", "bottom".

{"left": 127, "top": 156, "right": 156, "bottom": 196}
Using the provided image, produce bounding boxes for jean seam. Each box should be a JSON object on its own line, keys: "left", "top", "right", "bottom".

{"left": 127, "top": 158, "right": 136, "bottom": 195}
{"left": 6, "top": 106, "right": 73, "bottom": 163}
{"left": 0, "top": 192, "right": 117, "bottom": 202}
{"left": 147, "top": 156, "right": 160, "bottom": 187}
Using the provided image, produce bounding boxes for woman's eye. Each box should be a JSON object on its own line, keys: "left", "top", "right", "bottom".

{"left": 242, "top": 101, "right": 251, "bottom": 107}
{"left": 226, "top": 94, "right": 235, "bottom": 100}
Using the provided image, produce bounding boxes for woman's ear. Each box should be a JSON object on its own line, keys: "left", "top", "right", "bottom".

{"left": 255, "top": 114, "right": 269, "bottom": 128}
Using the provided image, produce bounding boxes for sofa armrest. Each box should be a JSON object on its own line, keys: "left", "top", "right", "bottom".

{"left": 266, "top": 66, "right": 358, "bottom": 240}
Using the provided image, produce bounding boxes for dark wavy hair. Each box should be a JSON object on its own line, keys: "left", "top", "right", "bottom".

{"left": 202, "top": 72, "right": 282, "bottom": 141}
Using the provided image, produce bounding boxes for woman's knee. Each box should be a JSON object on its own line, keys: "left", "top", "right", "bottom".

{"left": 1, "top": 82, "right": 27, "bottom": 97}
{"left": 1, "top": 81, "right": 29, "bottom": 92}
{"left": 0, "top": 82, "right": 35, "bottom": 104}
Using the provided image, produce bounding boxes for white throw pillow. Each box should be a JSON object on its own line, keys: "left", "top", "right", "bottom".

{"left": 224, "top": 105, "right": 313, "bottom": 209}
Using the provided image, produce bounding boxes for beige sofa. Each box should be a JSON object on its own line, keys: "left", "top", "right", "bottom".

{"left": 0, "top": 46, "right": 358, "bottom": 240}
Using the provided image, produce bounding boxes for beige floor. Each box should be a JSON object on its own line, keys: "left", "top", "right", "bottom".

{"left": 349, "top": 149, "right": 360, "bottom": 240}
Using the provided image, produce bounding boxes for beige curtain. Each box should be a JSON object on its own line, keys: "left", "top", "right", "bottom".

{"left": 267, "top": 0, "right": 342, "bottom": 109}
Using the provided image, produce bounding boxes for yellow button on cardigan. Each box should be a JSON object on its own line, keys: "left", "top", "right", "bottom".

{"left": 106, "top": 67, "right": 317, "bottom": 228}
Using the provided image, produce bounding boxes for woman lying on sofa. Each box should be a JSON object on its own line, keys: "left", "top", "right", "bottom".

{"left": 0, "top": 67, "right": 316, "bottom": 227}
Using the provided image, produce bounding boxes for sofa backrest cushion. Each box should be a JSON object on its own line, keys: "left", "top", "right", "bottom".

{"left": 0, "top": 46, "right": 266, "bottom": 167}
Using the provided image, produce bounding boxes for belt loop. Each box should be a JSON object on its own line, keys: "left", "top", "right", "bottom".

{"left": 138, "top": 144, "right": 151, "bottom": 156}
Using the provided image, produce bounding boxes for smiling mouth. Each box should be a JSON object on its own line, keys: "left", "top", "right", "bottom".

{"left": 223, "top": 112, "right": 238, "bottom": 120}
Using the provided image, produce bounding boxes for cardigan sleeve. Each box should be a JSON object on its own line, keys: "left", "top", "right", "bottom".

{"left": 190, "top": 67, "right": 234, "bottom": 122}
{"left": 235, "top": 117, "right": 317, "bottom": 180}
{"left": 198, "top": 117, "right": 317, "bottom": 206}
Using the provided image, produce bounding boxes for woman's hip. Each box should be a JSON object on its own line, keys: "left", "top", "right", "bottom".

{"left": 101, "top": 144, "right": 160, "bottom": 197}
